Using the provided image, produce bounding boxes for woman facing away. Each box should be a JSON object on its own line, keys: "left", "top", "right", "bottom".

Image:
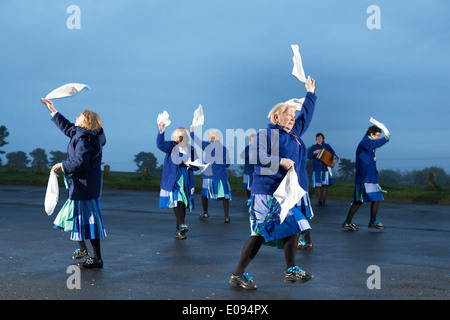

{"left": 41, "top": 98, "right": 107, "bottom": 268}
{"left": 229, "top": 77, "right": 317, "bottom": 290}
{"left": 342, "top": 125, "right": 390, "bottom": 231}
{"left": 157, "top": 123, "right": 198, "bottom": 239}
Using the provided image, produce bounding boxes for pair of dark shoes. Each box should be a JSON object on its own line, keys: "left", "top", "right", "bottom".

{"left": 71, "top": 249, "right": 103, "bottom": 269}
{"left": 229, "top": 266, "right": 314, "bottom": 290}
{"left": 200, "top": 213, "right": 231, "bottom": 223}
{"left": 174, "top": 224, "right": 189, "bottom": 240}
{"left": 342, "top": 221, "right": 385, "bottom": 231}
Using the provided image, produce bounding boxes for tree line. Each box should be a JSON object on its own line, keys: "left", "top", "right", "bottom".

{"left": 1, "top": 125, "right": 449, "bottom": 185}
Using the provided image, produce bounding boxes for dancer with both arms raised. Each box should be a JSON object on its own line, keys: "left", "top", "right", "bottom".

{"left": 157, "top": 123, "right": 198, "bottom": 240}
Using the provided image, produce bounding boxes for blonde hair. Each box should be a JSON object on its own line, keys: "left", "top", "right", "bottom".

{"left": 81, "top": 109, "right": 102, "bottom": 131}
{"left": 172, "top": 127, "right": 190, "bottom": 144}
{"left": 208, "top": 129, "right": 221, "bottom": 142}
{"left": 267, "top": 103, "right": 295, "bottom": 124}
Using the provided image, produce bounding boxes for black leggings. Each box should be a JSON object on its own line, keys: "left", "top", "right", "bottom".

{"left": 173, "top": 202, "right": 187, "bottom": 230}
{"left": 78, "top": 239, "right": 102, "bottom": 260}
{"left": 344, "top": 201, "right": 380, "bottom": 224}
{"left": 232, "top": 233, "right": 301, "bottom": 275}
{"left": 202, "top": 196, "right": 229, "bottom": 218}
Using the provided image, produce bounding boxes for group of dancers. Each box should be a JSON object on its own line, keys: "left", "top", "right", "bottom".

{"left": 40, "top": 76, "right": 390, "bottom": 290}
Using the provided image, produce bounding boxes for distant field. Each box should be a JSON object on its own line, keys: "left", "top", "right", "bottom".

{"left": 1, "top": 166, "right": 449, "bottom": 204}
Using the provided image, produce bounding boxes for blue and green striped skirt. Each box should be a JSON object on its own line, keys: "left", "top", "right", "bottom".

{"left": 312, "top": 170, "right": 333, "bottom": 187}
{"left": 53, "top": 198, "right": 107, "bottom": 241}
{"left": 159, "top": 169, "right": 194, "bottom": 211}
{"left": 352, "top": 183, "right": 384, "bottom": 203}
{"left": 201, "top": 178, "right": 232, "bottom": 201}
{"left": 248, "top": 193, "right": 313, "bottom": 248}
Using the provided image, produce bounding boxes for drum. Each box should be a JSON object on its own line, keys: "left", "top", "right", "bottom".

{"left": 316, "top": 148, "right": 337, "bottom": 167}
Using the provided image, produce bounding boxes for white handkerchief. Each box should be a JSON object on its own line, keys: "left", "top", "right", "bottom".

{"left": 284, "top": 97, "right": 305, "bottom": 111}
{"left": 273, "top": 167, "right": 306, "bottom": 223}
{"left": 45, "top": 83, "right": 90, "bottom": 99}
{"left": 192, "top": 104, "right": 204, "bottom": 127}
{"left": 369, "top": 117, "right": 390, "bottom": 135}
{"left": 291, "top": 44, "right": 307, "bottom": 83}
{"left": 44, "top": 171, "right": 59, "bottom": 215}
{"left": 157, "top": 110, "right": 171, "bottom": 127}
{"left": 186, "top": 159, "right": 212, "bottom": 176}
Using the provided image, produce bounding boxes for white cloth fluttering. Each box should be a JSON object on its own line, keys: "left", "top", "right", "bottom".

{"left": 273, "top": 167, "right": 306, "bottom": 223}
{"left": 44, "top": 171, "right": 59, "bottom": 215}
{"left": 191, "top": 104, "right": 204, "bottom": 127}
{"left": 284, "top": 97, "right": 305, "bottom": 111}
{"left": 369, "top": 117, "right": 390, "bottom": 135}
{"left": 291, "top": 44, "right": 307, "bottom": 83}
{"left": 157, "top": 110, "right": 171, "bottom": 128}
{"left": 45, "top": 83, "right": 90, "bottom": 99}
{"left": 186, "top": 159, "right": 213, "bottom": 176}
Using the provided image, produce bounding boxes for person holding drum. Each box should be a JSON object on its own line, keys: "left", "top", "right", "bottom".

{"left": 342, "top": 125, "right": 390, "bottom": 231}
{"left": 307, "top": 133, "right": 339, "bottom": 206}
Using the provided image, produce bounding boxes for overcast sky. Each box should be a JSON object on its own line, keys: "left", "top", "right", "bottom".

{"left": 1, "top": 0, "right": 449, "bottom": 173}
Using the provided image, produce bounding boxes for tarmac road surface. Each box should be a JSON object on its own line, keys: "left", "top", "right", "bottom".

{"left": 0, "top": 185, "right": 449, "bottom": 302}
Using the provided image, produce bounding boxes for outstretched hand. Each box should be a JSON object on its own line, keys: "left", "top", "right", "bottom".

{"left": 41, "top": 98, "right": 57, "bottom": 113}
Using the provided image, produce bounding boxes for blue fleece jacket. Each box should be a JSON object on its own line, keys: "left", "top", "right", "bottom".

{"left": 250, "top": 92, "right": 317, "bottom": 194}
{"left": 52, "top": 112, "right": 106, "bottom": 200}
{"left": 157, "top": 131, "right": 197, "bottom": 192}
{"left": 190, "top": 132, "right": 230, "bottom": 180}
{"left": 355, "top": 135, "right": 389, "bottom": 184}
{"left": 241, "top": 145, "right": 254, "bottom": 175}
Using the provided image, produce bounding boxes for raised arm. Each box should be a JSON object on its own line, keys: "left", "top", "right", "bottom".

{"left": 292, "top": 78, "right": 317, "bottom": 137}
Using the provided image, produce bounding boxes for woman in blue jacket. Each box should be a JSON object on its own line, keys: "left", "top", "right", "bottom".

{"left": 307, "top": 133, "right": 339, "bottom": 206}
{"left": 342, "top": 125, "right": 390, "bottom": 231}
{"left": 157, "top": 124, "right": 198, "bottom": 240}
{"left": 229, "top": 78, "right": 316, "bottom": 290}
{"left": 190, "top": 127, "right": 232, "bottom": 223}
{"left": 41, "top": 98, "right": 106, "bottom": 269}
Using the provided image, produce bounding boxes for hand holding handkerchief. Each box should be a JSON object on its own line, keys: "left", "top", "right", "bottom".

{"left": 192, "top": 104, "right": 204, "bottom": 127}
{"left": 157, "top": 110, "right": 171, "bottom": 129}
{"left": 273, "top": 167, "right": 306, "bottom": 223}
{"left": 369, "top": 117, "right": 390, "bottom": 135}
{"left": 45, "top": 83, "right": 90, "bottom": 100}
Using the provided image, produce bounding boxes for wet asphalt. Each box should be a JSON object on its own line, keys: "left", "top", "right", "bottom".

{"left": 0, "top": 185, "right": 449, "bottom": 302}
